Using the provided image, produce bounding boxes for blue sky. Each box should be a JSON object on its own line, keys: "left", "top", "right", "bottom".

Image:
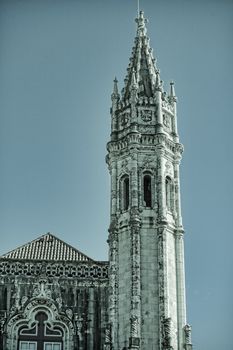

{"left": 0, "top": 0, "right": 232, "bottom": 349}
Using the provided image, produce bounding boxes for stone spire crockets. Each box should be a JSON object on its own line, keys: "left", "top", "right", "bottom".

{"left": 106, "top": 10, "right": 192, "bottom": 350}
{"left": 122, "top": 11, "right": 157, "bottom": 101}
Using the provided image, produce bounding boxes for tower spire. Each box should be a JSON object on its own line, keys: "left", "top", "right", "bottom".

{"left": 122, "top": 10, "right": 157, "bottom": 100}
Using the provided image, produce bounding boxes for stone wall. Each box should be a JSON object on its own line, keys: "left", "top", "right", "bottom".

{"left": 0, "top": 258, "right": 108, "bottom": 350}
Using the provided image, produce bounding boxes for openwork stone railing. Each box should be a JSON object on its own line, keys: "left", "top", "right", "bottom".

{"left": 0, "top": 260, "right": 108, "bottom": 279}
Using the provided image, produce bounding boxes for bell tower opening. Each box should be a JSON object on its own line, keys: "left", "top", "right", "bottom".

{"left": 143, "top": 174, "right": 152, "bottom": 208}
{"left": 122, "top": 176, "right": 130, "bottom": 211}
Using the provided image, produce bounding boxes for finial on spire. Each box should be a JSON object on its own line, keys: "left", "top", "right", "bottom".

{"left": 135, "top": 10, "right": 148, "bottom": 36}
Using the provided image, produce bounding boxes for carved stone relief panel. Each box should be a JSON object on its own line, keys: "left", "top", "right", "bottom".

{"left": 139, "top": 125, "right": 155, "bottom": 134}
{"left": 118, "top": 158, "right": 130, "bottom": 178}
{"left": 119, "top": 111, "right": 130, "bottom": 130}
{"left": 163, "top": 113, "right": 172, "bottom": 132}
{"left": 140, "top": 109, "right": 153, "bottom": 123}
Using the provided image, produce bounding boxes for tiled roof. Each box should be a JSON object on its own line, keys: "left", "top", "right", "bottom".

{"left": 1, "top": 233, "right": 93, "bottom": 262}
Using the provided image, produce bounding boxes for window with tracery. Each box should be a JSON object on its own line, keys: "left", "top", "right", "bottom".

{"left": 143, "top": 174, "right": 152, "bottom": 208}
{"left": 165, "top": 176, "right": 173, "bottom": 211}
{"left": 18, "top": 312, "right": 63, "bottom": 350}
{"left": 122, "top": 176, "right": 129, "bottom": 211}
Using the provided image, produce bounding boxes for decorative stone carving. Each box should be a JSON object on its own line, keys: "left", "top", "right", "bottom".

{"left": 0, "top": 261, "right": 108, "bottom": 279}
{"left": 6, "top": 295, "right": 74, "bottom": 350}
{"left": 33, "top": 277, "right": 51, "bottom": 299}
{"left": 184, "top": 324, "right": 192, "bottom": 345}
{"left": 165, "top": 161, "right": 173, "bottom": 177}
{"left": 163, "top": 114, "right": 171, "bottom": 130}
{"left": 21, "top": 296, "right": 28, "bottom": 308}
{"left": 140, "top": 109, "right": 152, "bottom": 122}
{"left": 139, "top": 125, "right": 154, "bottom": 134}
{"left": 120, "top": 113, "right": 130, "bottom": 126}
{"left": 142, "top": 156, "right": 155, "bottom": 170}
{"left": 104, "top": 323, "right": 112, "bottom": 349}
{"left": 66, "top": 308, "right": 73, "bottom": 320}
{"left": 162, "top": 317, "right": 172, "bottom": 349}
{"left": 0, "top": 314, "right": 6, "bottom": 334}
{"left": 121, "top": 159, "right": 128, "bottom": 169}
{"left": 130, "top": 315, "right": 139, "bottom": 338}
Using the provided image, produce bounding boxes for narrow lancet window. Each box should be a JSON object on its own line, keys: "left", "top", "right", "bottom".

{"left": 143, "top": 175, "right": 152, "bottom": 208}
{"left": 165, "top": 176, "right": 173, "bottom": 211}
{"left": 123, "top": 176, "right": 129, "bottom": 210}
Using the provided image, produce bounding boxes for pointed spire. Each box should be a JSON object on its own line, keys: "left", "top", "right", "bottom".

{"left": 122, "top": 11, "right": 157, "bottom": 100}
{"left": 169, "top": 81, "right": 177, "bottom": 102}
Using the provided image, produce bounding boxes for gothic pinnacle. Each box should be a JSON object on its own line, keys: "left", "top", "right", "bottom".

{"left": 111, "top": 77, "right": 120, "bottom": 100}
{"left": 155, "top": 70, "right": 161, "bottom": 91}
{"left": 169, "top": 81, "right": 177, "bottom": 102}
{"left": 131, "top": 69, "right": 137, "bottom": 90}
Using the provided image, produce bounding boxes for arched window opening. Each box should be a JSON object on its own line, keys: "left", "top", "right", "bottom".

{"left": 166, "top": 176, "right": 173, "bottom": 211}
{"left": 122, "top": 176, "right": 129, "bottom": 211}
{"left": 143, "top": 175, "right": 152, "bottom": 208}
{"left": 18, "top": 312, "right": 63, "bottom": 350}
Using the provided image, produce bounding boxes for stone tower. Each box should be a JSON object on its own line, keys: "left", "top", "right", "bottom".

{"left": 106, "top": 11, "right": 192, "bottom": 350}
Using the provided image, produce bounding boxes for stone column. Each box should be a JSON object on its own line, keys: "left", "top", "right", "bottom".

{"left": 173, "top": 145, "right": 186, "bottom": 349}
{"left": 110, "top": 159, "right": 117, "bottom": 216}
{"left": 108, "top": 230, "right": 118, "bottom": 350}
{"left": 155, "top": 76, "right": 164, "bottom": 134}
{"left": 184, "top": 324, "right": 192, "bottom": 350}
{"left": 156, "top": 146, "right": 167, "bottom": 223}
{"left": 129, "top": 149, "right": 141, "bottom": 349}
{"left": 157, "top": 226, "right": 169, "bottom": 350}
{"left": 175, "top": 230, "right": 186, "bottom": 350}
{"left": 174, "top": 152, "right": 183, "bottom": 228}
{"left": 129, "top": 218, "right": 141, "bottom": 350}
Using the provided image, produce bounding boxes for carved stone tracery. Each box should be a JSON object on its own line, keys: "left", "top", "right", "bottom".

{"left": 0, "top": 261, "right": 108, "bottom": 279}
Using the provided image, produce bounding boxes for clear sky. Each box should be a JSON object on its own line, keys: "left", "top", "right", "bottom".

{"left": 0, "top": 0, "right": 232, "bottom": 349}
